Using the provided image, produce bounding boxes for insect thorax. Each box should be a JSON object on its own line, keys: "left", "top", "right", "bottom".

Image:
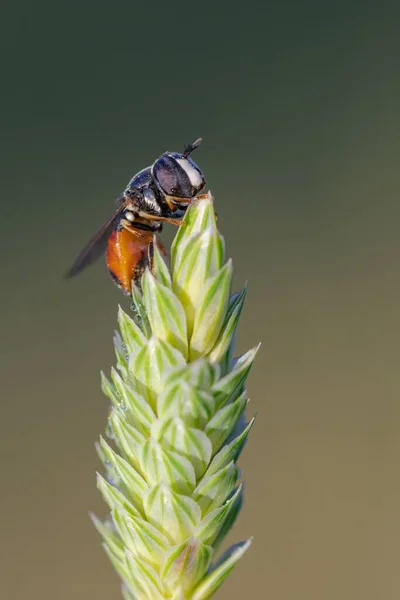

{"left": 142, "top": 187, "right": 162, "bottom": 215}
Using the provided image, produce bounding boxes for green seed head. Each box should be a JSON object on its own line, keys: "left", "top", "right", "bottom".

{"left": 95, "top": 192, "right": 259, "bottom": 600}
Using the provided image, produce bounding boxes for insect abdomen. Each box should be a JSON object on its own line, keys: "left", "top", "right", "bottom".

{"left": 106, "top": 224, "right": 153, "bottom": 294}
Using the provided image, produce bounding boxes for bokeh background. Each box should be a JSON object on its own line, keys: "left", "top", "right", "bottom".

{"left": 1, "top": 1, "right": 400, "bottom": 599}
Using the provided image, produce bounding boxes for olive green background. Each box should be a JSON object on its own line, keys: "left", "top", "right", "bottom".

{"left": 1, "top": 1, "right": 400, "bottom": 599}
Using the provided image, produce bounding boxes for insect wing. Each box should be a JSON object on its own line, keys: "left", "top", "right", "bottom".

{"left": 65, "top": 204, "right": 125, "bottom": 279}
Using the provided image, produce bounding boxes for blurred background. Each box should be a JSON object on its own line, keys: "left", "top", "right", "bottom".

{"left": 1, "top": 1, "right": 400, "bottom": 598}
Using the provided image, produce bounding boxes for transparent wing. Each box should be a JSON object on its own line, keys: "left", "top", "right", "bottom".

{"left": 65, "top": 204, "right": 125, "bottom": 279}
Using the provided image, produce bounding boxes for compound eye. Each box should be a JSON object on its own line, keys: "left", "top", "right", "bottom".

{"left": 153, "top": 156, "right": 180, "bottom": 195}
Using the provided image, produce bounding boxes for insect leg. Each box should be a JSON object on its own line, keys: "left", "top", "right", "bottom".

{"left": 164, "top": 195, "right": 192, "bottom": 209}
{"left": 137, "top": 212, "right": 184, "bottom": 227}
{"left": 120, "top": 219, "right": 156, "bottom": 237}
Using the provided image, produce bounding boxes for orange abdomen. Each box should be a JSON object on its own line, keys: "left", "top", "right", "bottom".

{"left": 106, "top": 225, "right": 154, "bottom": 294}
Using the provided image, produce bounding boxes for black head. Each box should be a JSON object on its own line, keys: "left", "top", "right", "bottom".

{"left": 152, "top": 138, "right": 205, "bottom": 203}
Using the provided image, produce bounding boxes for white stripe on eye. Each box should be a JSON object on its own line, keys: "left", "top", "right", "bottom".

{"left": 176, "top": 158, "right": 203, "bottom": 187}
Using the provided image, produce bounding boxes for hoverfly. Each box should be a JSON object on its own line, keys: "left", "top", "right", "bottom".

{"left": 65, "top": 138, "right": 205, "bottom": 294}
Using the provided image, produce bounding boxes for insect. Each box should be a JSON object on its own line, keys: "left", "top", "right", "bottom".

{"left": 65, "top": 138, "right": 205, "bottom": 294}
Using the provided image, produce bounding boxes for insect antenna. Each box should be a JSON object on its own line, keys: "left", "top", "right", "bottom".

{"left": 183, "top": 137, "right": 202, "bottom": 157}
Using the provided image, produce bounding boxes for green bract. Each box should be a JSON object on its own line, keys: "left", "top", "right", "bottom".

{"left": 94, "top": 193, "right": 258, "bottom": 600}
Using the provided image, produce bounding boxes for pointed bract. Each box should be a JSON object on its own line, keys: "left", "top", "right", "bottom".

{"left": 212, "top": 344, "right": 260, "bottom": 408}
{"left": 125, "top": 551, "right": 165, "bottom": 600}
{"left": 162, "top": 538, "right": 213, "bottom": 594}
{"left": 97, "top": 473, "right": 141, "bottom": 518}
{"left": 142, "top": 270, "right": 188, "bottom": 358}
{"left": 108, "top": 410, "right": 145, "bottom": 463}
{"left": 152, "top": 417, "right": 212, "bottom": 479}
{"left": 190, "top": 261, "right": 233, "bottom": 360}
{"left": 195, "top": 485, "right": 244, "bottom": 547}
{"left": 118, "top": 306, "right": 148, "bottom": 354}
{"left": 152, "top": 240, "right": 172, "bottom": 288}
{"left": 110, "top": 368, "right": 156, "bottom": 433}
{"left": 165, "top": 359, "right": 220, "bottom": 390}
{"left": 129, "top": 336, "right": 185, "bottom": 407}
{"left": 157, "top": 381, "right": 215, "bottom": 429}
{"left": 112, "top": 507, "right": 169, "bottom": 567}
{"left": 191, "top": 539, "right": 252, "bottom": 600}
{"left": 208, "top": 286, "right": 247, "bottom": 363}
{"left": 193, "top": 461, "right": 239, "bottom": 514}
{"left": 90, "top": 513, "right": 125, "bottom": 561}
{"left": 113, "top": 330, "right": 129, "bottom": 379}
{"left": 206, "top": 417, "right": 255, "bottom": 476}
{"left": 143, "top": 485, "right": 202, "bottom": 544}
{"left": 171, "top": 193, "right": 219, "bottom": 269}
{"left": 99, "top": 437, "right": 148, "bottom": 506}
{"left": 137, "top": 438, "right": 196, "bottom": 494}
{"left": 205, "top": 391, "right": 249, "bottom": 452}
{"left": 172, "top": 227, "right": 225, "bottom": 335}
